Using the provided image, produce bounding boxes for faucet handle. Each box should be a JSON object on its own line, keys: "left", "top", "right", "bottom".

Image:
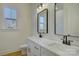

{"left": 63, "top": 35, "right": 66, "bottom": 38}
{"left": 67, "top": 40, "right": 71, "bottom": 45}
{"left": 60, "top": 38, "right": 66, "bottom": 44}
{"left": 67, "top": 40, "right": 73, "bottom": 45}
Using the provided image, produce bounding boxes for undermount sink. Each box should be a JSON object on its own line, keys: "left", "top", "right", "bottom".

{"left": 39, "top": 38, "right": 54, "bottom": 45}
{"left": 48, "top": 42, "right": 79, "bottom": 54}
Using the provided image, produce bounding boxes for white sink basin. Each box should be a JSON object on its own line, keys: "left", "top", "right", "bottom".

{"left": 48, "top": 42, "right": 79, "bottom": 54}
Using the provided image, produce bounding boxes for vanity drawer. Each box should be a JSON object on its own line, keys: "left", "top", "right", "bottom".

{"left": 31, "top": 41, "right": 40, "bottom": 55}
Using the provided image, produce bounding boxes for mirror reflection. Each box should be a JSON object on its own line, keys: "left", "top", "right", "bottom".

{"left": 37, "top": 9, "right": 48, "bottom": 34}
{"left": 55, "top": 3, "right": 79, "bottom": 37}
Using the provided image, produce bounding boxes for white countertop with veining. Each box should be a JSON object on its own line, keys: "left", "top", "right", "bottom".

{"left": 27, "top": 36, "right": 79, "bottom": 56}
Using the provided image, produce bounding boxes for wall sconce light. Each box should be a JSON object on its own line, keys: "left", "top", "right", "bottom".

{"left": 37, "top": 3, "right": 45, "bottom": 11}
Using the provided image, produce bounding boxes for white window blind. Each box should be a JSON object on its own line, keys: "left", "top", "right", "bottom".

{"left": 3, "top": 7, "right": 16, "bottom": 29}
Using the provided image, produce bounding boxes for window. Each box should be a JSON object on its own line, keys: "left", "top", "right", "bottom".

{"left": 3, "top": 7, "right": 16, "bottom": 29}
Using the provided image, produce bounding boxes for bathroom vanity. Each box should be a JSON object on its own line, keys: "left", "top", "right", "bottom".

{"left": 27, "top": 37, "right": 58, "bottom": 56}
{"left": 26, "top": 3, "right": 79, "bottom": 56}
{"left": 27, "top": 36, "right": 79, "bottom": 56}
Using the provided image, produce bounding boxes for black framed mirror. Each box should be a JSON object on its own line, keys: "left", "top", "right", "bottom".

{"left": 54, "top": 3, "right": 79, "bottom": 38}
{"left": 54, "top": 3, "right": 64, "bottom": 35}
{"left": 37, "top": 9, "right": 48, "bottom": 34}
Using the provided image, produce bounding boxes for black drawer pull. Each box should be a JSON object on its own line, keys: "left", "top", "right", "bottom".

{"left": 34, "top": 46, "right": 39, "bottom": 50}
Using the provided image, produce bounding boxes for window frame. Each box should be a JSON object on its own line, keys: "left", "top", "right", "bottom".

{"left": 3, "top": 7, "right": 17, "bottom": 30}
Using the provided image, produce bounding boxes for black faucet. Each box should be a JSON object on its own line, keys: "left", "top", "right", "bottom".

{"left": 62, "top": 35, "right": 67, "bottom": 44}
{"left": 62, "top": 35, "right": 72, "bottom": 45}
{"left": 39, "top": 33, "right": 42, "bottom": 38}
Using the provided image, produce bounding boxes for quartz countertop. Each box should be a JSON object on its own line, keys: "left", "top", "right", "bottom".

{"left": 27, "top": 36, "right": 79, "bottom": 56}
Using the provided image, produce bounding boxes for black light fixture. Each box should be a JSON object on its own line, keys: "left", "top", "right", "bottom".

{"left": 40, "top": 3, "right": 43, "bottom": 7}
{"left": 37, "top": 3, "right": 45, "bottom": 11}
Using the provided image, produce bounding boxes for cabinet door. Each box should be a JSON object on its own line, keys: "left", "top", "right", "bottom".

{"left": 41, "top": 47, "right": 58, "bottom": 56}
{"left": 27, "top": 40, "right": 40, "bottom": 56}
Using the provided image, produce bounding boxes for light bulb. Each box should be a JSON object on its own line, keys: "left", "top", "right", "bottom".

{"left": 39, "top": 6, "right": 42, "bottom": 9}
{"left": 42, "top": 4, "right": 45, "bottom": 7}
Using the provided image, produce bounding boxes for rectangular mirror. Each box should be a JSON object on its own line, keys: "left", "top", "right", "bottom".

{"left": 37, "top": 9, "right": 48, "bottom": 34}
{"left": 54, "top": 3, "right": 64, "bottom": 35}
{"left": 54, "top": 3, "right": 79, "bottom": 37}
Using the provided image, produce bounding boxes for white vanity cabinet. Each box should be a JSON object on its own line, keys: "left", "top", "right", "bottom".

{"left": 40, "top": 47, "right": 58, "bottom": 56}
{"left": 27, "top": 40, "right": 40, "bottom": 56}
{"left": 27, "top": 39, "right": 58, "bottom": 56}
